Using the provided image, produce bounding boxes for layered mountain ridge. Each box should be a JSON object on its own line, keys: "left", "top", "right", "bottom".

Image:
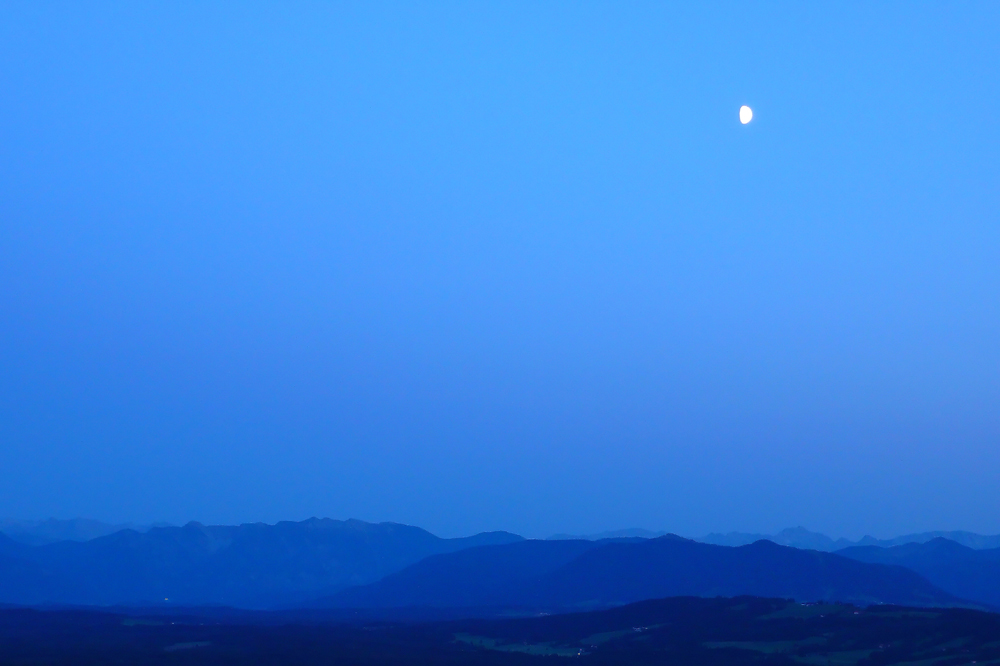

{"left": 0, "top": 518, "right": 522, "bottom": 607}
{"left": 838, "top": 537, "right": 1000, "bottom": 607}
{"left": 320, "top": 534, "right": 965, "bottom": 612}
{"left": 1, "top": 518, "right": 998, "bottom": 613}
{"left": 699, "top": 526, "right": 1000, "bottom": 551}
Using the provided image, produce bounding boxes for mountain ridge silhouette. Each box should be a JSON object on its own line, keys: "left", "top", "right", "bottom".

{"left": 320, "top": 534, "right": 970, "bottom": 611}
{"left": 838, "top": 537, "right": 1000, "bottom": 608}
{"left": 0, "top": 518, "right": 523, "bottom": 607}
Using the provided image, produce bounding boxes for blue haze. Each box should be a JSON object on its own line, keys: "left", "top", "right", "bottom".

{"left": 1, "top": 2, "right": 998, "bottom": 538}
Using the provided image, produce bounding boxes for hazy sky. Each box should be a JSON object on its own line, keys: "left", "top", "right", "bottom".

{"left": 2, "top": 2, "right": 999, "bottom": 539}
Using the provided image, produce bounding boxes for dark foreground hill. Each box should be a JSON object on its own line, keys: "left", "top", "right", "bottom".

{"left": 0, "top": 519, "right": 522, "bottom": 607}
{"left": 2, "top": 595, "right": 999, "bottom": 666}
{"left": 839, "top": 537, "right": 1000, "bottom": 608}
{"left": 321, "top": 535, "right": 966, "bottom": 611}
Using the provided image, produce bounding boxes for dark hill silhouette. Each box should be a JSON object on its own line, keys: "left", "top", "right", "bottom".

{"left": 838, "top": 537, "right": 1000, "bottom": 608}
{"left": 321, "top": 534, "right": 966, "bottom": 611}
{"left": 0, "top": 518, "right": 522, "bottom": 607}
{"left": 0, "top": 532, "right": 88, "bottom": 604}
{"left": 324, "top": 538, "right": 605, "bottom": 609}
{"left": 5, "top": 595, "right": 1000, "bottom": 665}
{"left": 0, "top": 531, "right": 23, "bottom": 557}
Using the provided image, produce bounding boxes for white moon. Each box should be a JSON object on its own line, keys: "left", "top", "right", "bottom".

{"left": 740, "top": 105, "right": 753, "bottom": 124}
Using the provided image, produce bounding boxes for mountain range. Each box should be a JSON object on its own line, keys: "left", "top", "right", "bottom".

{"left": 322, "top": 534, "right": 963, "bottom": 611}
{"left": 698, "top": 526, "right": 1000, "bottom": 551}
{"left": 838, "top": 537, "right": 1000, "bottom": 608}
{"left": 7, "top": 518, "right": 1000, "bottom": 551}
{"left": 0, "top": 518, "right": 521, "bottom": 607}
{"left": 2, "top": 517, "right": 1000, "bottom": 613}
{"left": 0, "top": 518, "right": 165, "bottom": 546}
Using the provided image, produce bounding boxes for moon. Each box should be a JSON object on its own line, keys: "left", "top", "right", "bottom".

{"left": 739, "top": 105, "right": 753, "bottom": 124}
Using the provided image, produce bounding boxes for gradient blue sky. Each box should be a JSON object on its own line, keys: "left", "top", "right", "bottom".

{"left": 2, "top": 2, "right": 999, "bottom": 539}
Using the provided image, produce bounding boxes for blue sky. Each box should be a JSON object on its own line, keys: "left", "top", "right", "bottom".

{"left": 1, "top": 2, "right": 999, "bottom": 538}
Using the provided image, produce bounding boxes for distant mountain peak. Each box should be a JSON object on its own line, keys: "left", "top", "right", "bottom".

{"left": 698, "top": 528, "right": 1000, "bottom": 552}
